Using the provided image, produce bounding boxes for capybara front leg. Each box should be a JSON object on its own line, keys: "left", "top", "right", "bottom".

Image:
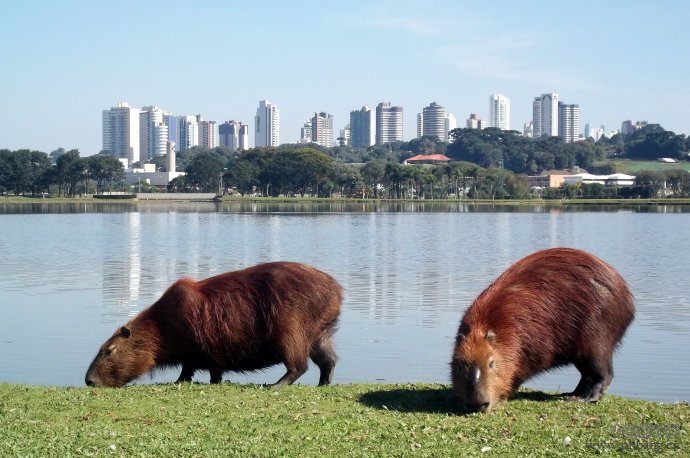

{"left": 575, "top": 357, "right": 613, "bottom": 402}
{"left": 176, "top": 364, "right": 195, "bottom": 383}
{"left": 310, "top": 335, "right": 337, "bottom": 386}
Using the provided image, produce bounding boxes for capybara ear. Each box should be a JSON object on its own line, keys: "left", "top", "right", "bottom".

{"left": 120, "top": 326, "right": 131, "bottom": 338}
{"left": 485, "top": 330, "right": 496, "bottom": 344}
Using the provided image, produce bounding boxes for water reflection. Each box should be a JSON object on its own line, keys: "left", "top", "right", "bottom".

{"left": 0, "top": 203, "right": 689, "bottom": 403}
{"left": 3, "top": 200, "right": 690, "bottom": 215}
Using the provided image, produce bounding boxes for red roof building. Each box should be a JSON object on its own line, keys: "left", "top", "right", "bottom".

{"left": 404, "top": 154, "right": 451, "bottom": 164}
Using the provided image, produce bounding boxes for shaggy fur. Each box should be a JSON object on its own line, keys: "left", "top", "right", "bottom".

{"left": 85, "top": 262, "right": 342, "bottom": 387}
{"left": 451, "top": 248, "right": 635, "bottom": 412}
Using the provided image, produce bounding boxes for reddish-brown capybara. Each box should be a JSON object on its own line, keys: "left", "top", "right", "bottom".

{"left": 451, "top": 247, "right": 634, "bottom": 412}
{"left": 85, "top": 262, "right": 342, "bottom": 388}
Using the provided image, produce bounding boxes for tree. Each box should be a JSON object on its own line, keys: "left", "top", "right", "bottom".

{"left": 360, "top": 160, "right": 387, "bottom": 198}
{"left": 55, "top": 150, "right": 86, "bottom": 196}
{"left": 88, "top": 154, "right": 124, "bottom": 194}
{"left": 225, "top": 159, "right": 259, "bottom": 196}
{"left": 184, "top": 151, "right": 226, "bottom": 192}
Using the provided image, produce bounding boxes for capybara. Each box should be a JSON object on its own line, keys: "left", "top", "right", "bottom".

{"left": 85, "top": 262, "right": 342, "bottom": 388}
{"left": 451, "top": 247, "right": 634, "bottom": 412}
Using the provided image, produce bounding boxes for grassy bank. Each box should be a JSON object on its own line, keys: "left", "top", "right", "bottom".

{"left": 1, "top": 383, "right": 687, "bottom": 457}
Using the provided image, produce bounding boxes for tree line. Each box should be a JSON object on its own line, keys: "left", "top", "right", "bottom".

{"left": 2, "top": 124, "right": 688, "bottom": 199}
{"left": 0, "top": 149, "right": 124, "bottom": 196}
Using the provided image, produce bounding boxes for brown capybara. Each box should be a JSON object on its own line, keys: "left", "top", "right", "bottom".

{"left": 85, "top": 262, "right": 342, "bottom": 388}
{"left": 451, "top": 247, "right": 634, "bottom": 413}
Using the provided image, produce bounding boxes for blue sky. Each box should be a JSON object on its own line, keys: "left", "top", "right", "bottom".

{"left": 1, "top": 0, "right": 689, "bottom": 155}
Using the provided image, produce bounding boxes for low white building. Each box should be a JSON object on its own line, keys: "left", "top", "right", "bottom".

{"left": 564, "top": 173, "right": 635, "bottom": 187}
{"left": 124, "top": 163, "right": 185, "bottom": 189}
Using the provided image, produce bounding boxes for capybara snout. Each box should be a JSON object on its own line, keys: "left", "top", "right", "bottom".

{"left": 86, "top": 262, "right": 342, "bottom": 388}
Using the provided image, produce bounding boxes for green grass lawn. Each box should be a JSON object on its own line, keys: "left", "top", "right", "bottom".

{"left": 595, "top": 160, "right": 690, "bottom": 174}
{"left": 0, "top": 383, "right": 687, "bottom": 457}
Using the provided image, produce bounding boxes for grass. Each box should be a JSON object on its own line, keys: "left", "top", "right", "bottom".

{"left": 595, "top": 159, "right": 690, "bottom": 174}
{"left": 0, "top": 383, "right": 687, "bottom": 457}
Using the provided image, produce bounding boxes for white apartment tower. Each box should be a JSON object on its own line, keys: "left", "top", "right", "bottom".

{"left": 445, "top": 113, "right": 457, "bottom": 140}
{"left": 375, "top": 102, "right": 403, "bottom": 144}
{"left": 558, "top": 103, "right": 580, "bottom": 143}
{"left": 311, "top": 112, "right": 334, "bottom": 147}
{"left": 350, "top": 106, "right": 375, "bottom": 148}
{"left": 300, "top": 119, "right": 312, "bottom": 143}
{"left": 489, "top": 94, "right": 510, "bottom": 130}
{"left": 140, "top": 106, "right": 169, "bottom": 161}
{"left": 255, "top": 100, "right": 280, "bottom": 147}
{"left": 339, "top": 124, "right": 350, "bottom": 146}
{"left": 532, "top": 93, "right": 559, "bottom": 138}
{"left": 102, "top": 101, "right": 140, "bottom": 165}
{"left": 421, "top": 102, "right": 447, "bottom": 141}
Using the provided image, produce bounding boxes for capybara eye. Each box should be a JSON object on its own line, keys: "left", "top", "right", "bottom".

{"left": 489, "top": 360, "right": 495, "bottom": 368}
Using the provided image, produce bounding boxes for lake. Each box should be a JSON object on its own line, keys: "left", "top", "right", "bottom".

{"left": 1, "top": 201, "right": 689, "bottom": 403}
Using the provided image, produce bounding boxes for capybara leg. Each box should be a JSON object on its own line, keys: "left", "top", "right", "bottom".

{"left": 209, "top": 368, "right": 223, "bottom": 384}
{"left": 574, "top": 357, "right": 613, "bottom": 402}
{"left": 310, "top": 335, "right": 337, "bottom": 386}
{"left": 268, "top": 359, "right": 308, "bottom": 388}
{"left": 564, "top": 362, "right": 593, "bottom": 398}
{"left": 176, "top": 364, "right": 195, "bottom": 383}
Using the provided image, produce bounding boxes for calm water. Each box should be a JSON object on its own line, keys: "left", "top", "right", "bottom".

{"left": 1, "top": 201, "right": 689, "bottom": 403}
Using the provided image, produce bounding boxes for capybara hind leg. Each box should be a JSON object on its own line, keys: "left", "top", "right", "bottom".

{"left": 176, "top": 364, "right": 195, "bottom": 383}
{"left": 209, "top": 368, "right": 223, "bottom": 384}
{"left": 268, "top": 361, "right": 307, "bottom": 388}
{"left": 310, "top": 335, "right": 337, "bottom": 386}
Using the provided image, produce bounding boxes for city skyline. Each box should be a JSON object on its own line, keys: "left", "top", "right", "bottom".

{"left": 2, "top": 1, "right": 689, "bottom": 155}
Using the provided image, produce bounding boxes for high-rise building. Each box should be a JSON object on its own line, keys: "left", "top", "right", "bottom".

{"left": 375, "top": 102, "right": 403, "bottom": 144}
{"left": 350, "top": 106, "right": 375, "bottom": 148}
{"left": 339, "top": 123, "right": 350, "bottom": 146}
{"left": 102, "top": 101, "right": 140, "bottom": 166}
{"left": 163, "top": 114, "right": 179, "bottom": 146}
{"left": 445, "top": 113, "right": 457, "bottom": 140}
{"left": 219, "top": 121, "right": 249, "bottom": 152}
{"left": 489, "top": 94, "right": 510, "bottom": 130}
{"left": 178, "top": 115, "right": 199, "bottom": 152}
{"left": 584, "top": 123, "right": 605, "bottom": 142}
{"left": 416, "top": 113, "right": 423, "bottom": 138}
{"left": 558, "top": 102, "right": 580, "bottom": 143}
{"left": 523, "top": 121, "right": 534, "bottom": 138}
{"left": 239, "top": 124, "right": 249, "bottom": 150}
{"left": 140, "top": 106, "right": 168, "bottom": 161}
{"left": 255, "top": 100, "right": 280, "bottom": 147}
{"left": 198, "top": 117, "right": 217, "bottom": 149}
{"left": 532, "top": 93, "right": 559, "bottom": 138}
{"left": 421, "top": 102, "right": 447, "bottom": 141}
{"left": 466, "top": 113, "right": 486, "bottom": 129}
{"left": 311, "top": 112, "right": 334, "bottom": 147}
{"left": 300, "top": 119, "right": 312, "bottom": 143}
{"left": 620, "top": 120, "right": 648, "bottom": 136}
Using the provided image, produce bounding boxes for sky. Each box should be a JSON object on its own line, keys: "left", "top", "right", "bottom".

{"left": 1, "top": 0, "right": 689, "bottom": 155}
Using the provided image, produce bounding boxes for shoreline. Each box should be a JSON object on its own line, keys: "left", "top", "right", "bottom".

{"left": 3, "top": 195, "right": 690, "bottom": 206}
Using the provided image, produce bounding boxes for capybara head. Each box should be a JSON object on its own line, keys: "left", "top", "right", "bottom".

{"left": 85, "top": 325, "right": 156, "bottom": 387}
{"left": 451, "top": 329, "right": 509, "bottom": 413}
